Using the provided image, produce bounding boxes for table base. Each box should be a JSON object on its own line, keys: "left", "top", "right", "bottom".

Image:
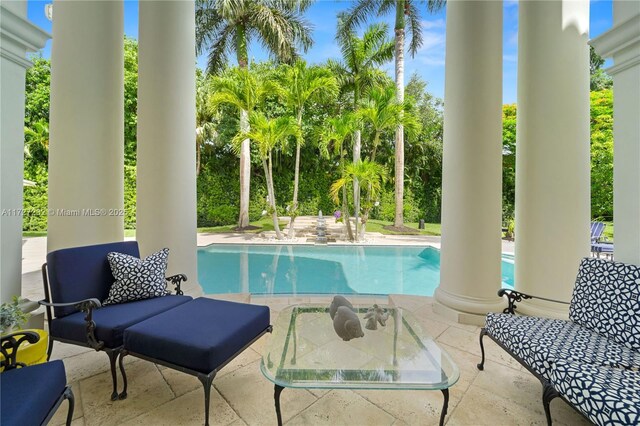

{"left": 273, "top": 384, "right": 450, "bottom": 426}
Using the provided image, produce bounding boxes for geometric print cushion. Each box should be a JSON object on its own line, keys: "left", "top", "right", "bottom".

{"left": 550, "top": 360, "right": 640, "bottom": 426}
{"left": 485, "top": 313, "right": 640, "bottom": 381}
{"left": 103, "top": 248, "right": 170, "bottom": 306}
{"left": 569, "top": 257, "right": 640, "bottom": 351}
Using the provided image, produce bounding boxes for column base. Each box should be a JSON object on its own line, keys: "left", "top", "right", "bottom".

{"left": 433, "top": 287, "right": 505, "bottom": 326}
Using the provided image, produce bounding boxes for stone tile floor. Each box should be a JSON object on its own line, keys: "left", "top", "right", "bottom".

{"left": 44, "top": 294, "right": 589, "bottom": 426}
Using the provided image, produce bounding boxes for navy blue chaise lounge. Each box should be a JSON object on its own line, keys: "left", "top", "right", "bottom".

{"left": 40, "top": 241, "right": 272, "bottom": 425}
{"left": 40, "top": 241, "right": 192, "bottom": 400}
{"left": 1, "top": 330, "right": 74, "bottom": 426}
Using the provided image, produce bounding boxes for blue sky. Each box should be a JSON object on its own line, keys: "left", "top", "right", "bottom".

{"left": 27, "top": 0, "right": 613, "bottom": 104}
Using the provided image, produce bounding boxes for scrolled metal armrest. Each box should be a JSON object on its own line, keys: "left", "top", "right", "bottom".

{"left": 165, "top": 274, "right": 187, "bottom": 296}
{"left": 498, "top": 289, "right": 569, "bottom": 315}
{"left": 0, "top": 330, "right": 40, "bottom": 370}
{"left": 39, "top": 298, "right": 102, "bottom": 310}
{"left": 39, "top": 298, "right": 104, "bottom": 351}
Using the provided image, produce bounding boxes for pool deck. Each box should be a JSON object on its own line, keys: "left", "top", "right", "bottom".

{"left": 18, "top": 234, "right": 585, "bottom": 426}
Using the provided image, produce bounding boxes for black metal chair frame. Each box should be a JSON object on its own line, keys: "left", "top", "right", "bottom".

{"left": 476, "top": 289, "right": 593, "bottom": 425}
{"left": 120, "top": 325, "right": 273, "bottom": 426}
{"left": 40, "top": 262, "right": 187, "bottom": 401}
{"left": 1, "top": 330, "right": 75, "bottom": 426}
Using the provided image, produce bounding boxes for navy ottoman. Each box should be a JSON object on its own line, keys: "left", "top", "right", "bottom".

{"left": 121, "top": 297, "right": 271, "bottom": 425}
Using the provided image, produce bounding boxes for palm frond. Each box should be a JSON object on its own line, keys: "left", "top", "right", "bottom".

{"left": 406, "top": 2, "right": 424, "bottom": 57}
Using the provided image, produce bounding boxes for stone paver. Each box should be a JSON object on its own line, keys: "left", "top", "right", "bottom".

{"left": 21, "top": 232, "right": 577, "bottom": 426}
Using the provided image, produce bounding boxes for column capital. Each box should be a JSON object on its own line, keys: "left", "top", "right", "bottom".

{"left": 590, "top": 13, "right": 640, "bottom": 75}
{"left": 0, "top": 5, "right": 50, "bottom": 68}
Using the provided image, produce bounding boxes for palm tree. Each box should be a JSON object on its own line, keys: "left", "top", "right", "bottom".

{"left": 196, "top": 0, "right": 314, "bottom": 228}
{"left": 318, "top": 113, "right": 358, "bottom": 241}
{"left": 332, "top": 17, "right": 394, "bottom": 237}
{"left": 196, "top": 72, "right": 217, "bottom": 176}
{"left": 210, "top": 67, "right": 266, "bottom": 227}
{"left": 232, "top": 113, "right": 301, "bottom": 240}
{"left": 358, "top": 84, "right": 420, "bottom": 239}
{"left": 330, "top": 160, "right": 387, "bottom": 240}
{"left": 344, "top": 0, "right": 446, "bottom": 228}
{"left": 24, "top": 120, "right": 49, "bottom": 158}
{"left": 276, "top": 60, "right": 338, "bottom": 237}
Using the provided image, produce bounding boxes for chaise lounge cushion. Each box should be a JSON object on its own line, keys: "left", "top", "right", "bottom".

{"left": 50, "top": 295, "right": 192, "bottom": 348}
{"left": 486, "top": 312, "right": 640, "bottom": 380}
{"left": 550, "top": 360, "right": 640, "bottom": 426}
{"left": 569, "top": 257, "right": 640, "bottom": 351}
{"left": 123, "top": 297, "right": 270, "bottom": 374}
{"left": 47, "top": 241, "right": 141, "bottom": 318}
{"left": 0, "top": 360, "right": 66, "bottom": 426}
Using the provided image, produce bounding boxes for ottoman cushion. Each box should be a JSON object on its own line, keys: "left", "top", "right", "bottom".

{"left": 123, "top": 298, "right": 270, "bottom": 374}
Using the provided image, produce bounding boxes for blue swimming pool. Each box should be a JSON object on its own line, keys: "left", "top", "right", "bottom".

{"left": 198, "top": 244, "right": 515, "bottom": 296}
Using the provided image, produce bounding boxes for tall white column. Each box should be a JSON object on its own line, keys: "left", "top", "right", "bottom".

{"left": 434, "top": 0, "right": 504, "bottom": 325}
{"left": 137, "top": 1, "right": 198, "bottom": 290}
{"left": 516, "top": 0, "right": 590, "bottom": 316}
{"left": 0, "top": 2, "right": 49, "bottom": 303}
{"left": 48, "top": 0, "right": 124, "bottom": 252}
{"left": 591, "top": 2, "right": 640, "bottom": 265}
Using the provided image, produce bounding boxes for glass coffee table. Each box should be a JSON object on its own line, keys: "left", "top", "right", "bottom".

{"left": 261, "top": 303, "right": 459, "bottom": 426}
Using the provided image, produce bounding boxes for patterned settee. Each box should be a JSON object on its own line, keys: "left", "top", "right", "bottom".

{"left": 477, "top": 258, "right": 640, "bottom": 425}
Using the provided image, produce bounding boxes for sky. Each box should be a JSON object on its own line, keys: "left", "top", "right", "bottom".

{"left": 27, "top": 0, "right": 613, "bottom": 104}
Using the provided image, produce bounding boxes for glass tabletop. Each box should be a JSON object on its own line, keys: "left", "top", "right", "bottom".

{"left": 260, "top": 303, "right": 459, "bottom": 390}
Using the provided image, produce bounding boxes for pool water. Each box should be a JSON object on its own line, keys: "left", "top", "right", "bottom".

{"left": 198, "top": 244, "right": 515, "bottom": 296}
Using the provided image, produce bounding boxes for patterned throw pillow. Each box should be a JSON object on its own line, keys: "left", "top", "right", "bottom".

{"left": 103, "top": 248, "right": 170, "bottom": 305}
{"left": 570, "top": 257, "right": 640, "bottom": 351}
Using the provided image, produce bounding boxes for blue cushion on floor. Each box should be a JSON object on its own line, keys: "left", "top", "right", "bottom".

{"left": 1, "top": 360, "right": 67, "bottom": 426}
{"left": 551, "top": 360, "right": 640, "bottom": 426}
{"left": 50, "top": 295, "right": 192, "bottom": 348}
{"left": 47, "top": 241, "right": 141, "bottom": 317}
{"left": 123, "top": 297, "right": 270, "bottom": 374}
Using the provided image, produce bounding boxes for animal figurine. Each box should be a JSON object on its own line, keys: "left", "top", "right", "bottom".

{"left": 333, "top": 306, "right": 365, "bottom": 341}
{"left": 329, "top": 295, "right": 354, "bottom": 320}
{"left": 364, "top": 304, "right": 389, "bottom": 330}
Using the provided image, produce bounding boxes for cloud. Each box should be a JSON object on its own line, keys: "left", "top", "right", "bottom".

{"left": 415, "top": 28, "right": 446, "bottom": 67}
{"left": 422, "top": 18, "right": 445, "bottom": 30}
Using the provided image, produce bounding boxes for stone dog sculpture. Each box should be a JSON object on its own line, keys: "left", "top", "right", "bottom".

{"left": 329, "top": 295, "right": 364, "bottom": 341}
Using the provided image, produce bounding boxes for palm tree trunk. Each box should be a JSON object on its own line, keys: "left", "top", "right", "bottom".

{"left": 237, "top": 27, "right": 250, "bottom": 229}
{"left": 239, "top": 109, "right": 251, "bottom": 228}
{"left": 353, "top": 85, "right": 361, "bottom": 240}
{"left": 264, "top": 154, "right": 283, "bottom": 240}
{"left": 288, "top": 108, "right": 304, "bottom": 238}
{"left": 196, "top": 137, "right": 201, "bottom": 176}
{"left": 394, "top": 4, "right": 405, "bottom": 228}
{"left": 342, "top": 185, "right": 354, "bottom": 242}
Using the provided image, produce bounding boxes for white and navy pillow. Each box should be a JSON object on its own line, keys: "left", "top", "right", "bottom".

{"left": 569, "top": 257, "right": 640, "bottom": 351}
{"left": 103, "top": 248, "right": 170, "bottom": 305}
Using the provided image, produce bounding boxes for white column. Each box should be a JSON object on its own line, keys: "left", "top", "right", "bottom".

{"left": 434, "top": 0, "right": 504, "bottom": 325}
{"left": 515, "top": 0, "right": 590, "bottom": 316}
{"left": 137, "top": 1, "right": 198, "bottom": 290}
{"left": 48, "top": 0, "right": 124, "bottom": 252}
{"left": 0, "top": 2, "right": 49, "bottom": 304}
{"left": 591, "top": 2, "right": 640, "bottom": 265}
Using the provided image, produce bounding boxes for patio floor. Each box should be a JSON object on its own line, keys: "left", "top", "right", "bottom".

{"left": 20, "top": 233, "right": 587, "bottom": 425}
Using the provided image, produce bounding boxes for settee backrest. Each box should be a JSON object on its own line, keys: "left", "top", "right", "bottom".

{"left": 46, "top": 241, "right": 140, "bottom": 318}
{"left": 569, "top": 257, "right": 640, "bottom": 351}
